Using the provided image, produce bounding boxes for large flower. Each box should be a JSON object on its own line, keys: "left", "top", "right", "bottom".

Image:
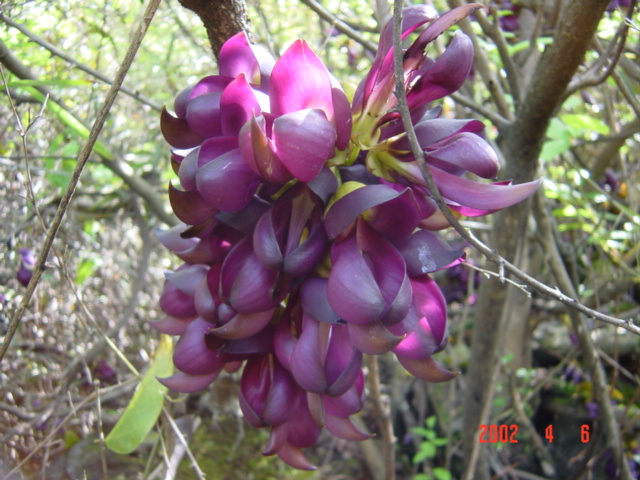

{"left": 155, "top": 5, "right": 540, "bottom": 471}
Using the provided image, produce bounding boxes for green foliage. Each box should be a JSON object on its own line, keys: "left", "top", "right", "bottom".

{"left": 105, "top": 335, "right": 174, "bottom": 455}
{"left": 411, "top": 415, "right": 451, "bottom": 480}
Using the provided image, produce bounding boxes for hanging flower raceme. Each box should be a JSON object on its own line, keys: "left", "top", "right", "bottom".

{"left": 155, "top": 4, "right": 539, "bottom": 470}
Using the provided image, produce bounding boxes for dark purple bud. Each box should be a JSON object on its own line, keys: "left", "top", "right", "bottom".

{"left": 17, "top": 248, "right": 35, "bottom": 287}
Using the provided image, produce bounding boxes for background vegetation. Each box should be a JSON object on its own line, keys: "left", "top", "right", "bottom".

{"left": 1, "top": 0, "right": 638, "bottom": 479}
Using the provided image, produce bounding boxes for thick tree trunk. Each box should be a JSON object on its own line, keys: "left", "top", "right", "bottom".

{"left": 461, "top": 1, "right": 612, "bottom": 478}
{"left": 177, "top": 0, "right": 251, "bottom": 59}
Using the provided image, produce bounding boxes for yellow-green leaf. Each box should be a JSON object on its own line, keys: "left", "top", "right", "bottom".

{"left": 105, "top": 335, "right": 173, "bottom": 454}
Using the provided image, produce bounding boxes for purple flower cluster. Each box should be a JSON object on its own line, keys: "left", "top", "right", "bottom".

{"left": 156, "top": 4, "right": 539, "bottom": 469}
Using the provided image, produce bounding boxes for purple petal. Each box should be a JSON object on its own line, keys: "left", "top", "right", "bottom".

{"left": 173, "top": 318, "right": 225, "bottom": 375}
{"left": 168, "top": 183, "right": 218, "bottom": 225}
{"left": 212, "top": 307, "right": 276, "bottom": 340}
{"left": 396, "top": 230, "right": 464, "bottom": 276}
{"left": 429, "top": 167, "right": 542, "bottom": 210}
{"left": 160, "top": 107, "right": 204, "bottom": 149}
{"left": 396, "top": 355, "right": 459, "bottom": 383}
{"left": 185, "top": 92, "right": 223, "bottom": 138}
{"left": 406, "top": 31, "right": 474, "bottom": 108}
{"left": 392, "top": 118, "right": 485, "bottom": 149}
{"left": 425, "top": 132, "right": 499, "bottom": 179}
{"left": 239, "top": 115, "right": 293, "bottom": 184}
{"left": 326, "top": 414, "right": 371, "bottom": 441}
{"left": 348, "top": 321, "right": 403, "bottom": 355}
{"left": 196, "top": 148, "right": 260, "bottom": 212}
{"left": 290, "top": 316, "right": 328, "bottom": 393}
{"left": 148, "top": 316, "right": 193, "bottom": 335}
{"left": 272, "top": 109, "right": 336, "bottom": 182}
{"left": 324, "top": 184, "right": 411, "bottom": 240}
{"left": 301, "top": 276, "right": 341, "bottom": 324}
{"left": 405, "top": 4, "right": 482, "bottom": 65}
{"left": 327, "top": 235, "right": 385, "bottom": 324}
{"left": 332, "top": 87, "right": 352, "bottom": 150}
{"left": 275, "top": 442, "right": 317, "bottom": 471}
{"left": 158, "top": 370, "right": 220, "bottom": 393}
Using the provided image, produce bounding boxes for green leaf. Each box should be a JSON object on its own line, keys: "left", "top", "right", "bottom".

{"left": 433, "top": 467, "right": 452, "bottom": 480}
{"left": 560, "top": 113, "right": 610, "bottom": 136}
{"left": 75, "top": 258, "right": 99, "bottom": 285}
{"left": 413, "top": 443, "right": 436, "bottom": 463}
{"left": 105, "top": 335, "right": 173, "bottom": 454}
{"left": 413, "top": 475, "right": 431, "bottom": 480}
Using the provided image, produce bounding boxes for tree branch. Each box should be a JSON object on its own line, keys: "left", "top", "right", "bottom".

{"left": 177, "top": 0, "right": 251, "bottom": 59}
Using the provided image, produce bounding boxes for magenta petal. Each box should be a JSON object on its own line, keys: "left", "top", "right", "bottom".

{"left": 272, "top": 109, "right": 336, "bottom": 182}
{"left": 218, "top": 32, "right": 275, "bottom": 86}
{"left": 325, "top": 414, "right": 372, "bottom": 441}
{"left": 196, "top": 148, "right": 260, "bottom": 212}
{"left": 430, "top": 167, "right": 542, "bottom": 210}
{"left": 332, "top": 87, "right": 352, "bottom": 150}
{"left": 394, "top": 118, "right": 486, "bottom": 149}
{"left": 270, "top": 40, "right": 333, "bottom": 117}
{"left": 396, "top": 355, "right": 459, "bottom": 383}
{"left": 158, "top": 370, "right": 220, "bottom": 393}
{"left": 220, "top": 74, "right": 261, "bottom": 136}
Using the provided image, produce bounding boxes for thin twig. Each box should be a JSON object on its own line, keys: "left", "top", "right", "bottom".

{"left": 299, "top": 0, "right": 378, "bottom": 54}
{"left": 366, "top": 354, "right": 395, "bottom": 480}
{"left": 0, "top": 0, "right": 162, "bottom": 363}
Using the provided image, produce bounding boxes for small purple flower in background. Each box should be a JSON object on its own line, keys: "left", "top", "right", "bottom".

{"left": 17, "top": 248, "right": 35, "bottom": 287}
{"left": 156, "top": 4, "right": 540, "bottom": 469}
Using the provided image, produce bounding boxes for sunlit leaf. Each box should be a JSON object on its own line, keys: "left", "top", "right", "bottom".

{"left": 105, "top": 335, "right": 174, "bottom": 454}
